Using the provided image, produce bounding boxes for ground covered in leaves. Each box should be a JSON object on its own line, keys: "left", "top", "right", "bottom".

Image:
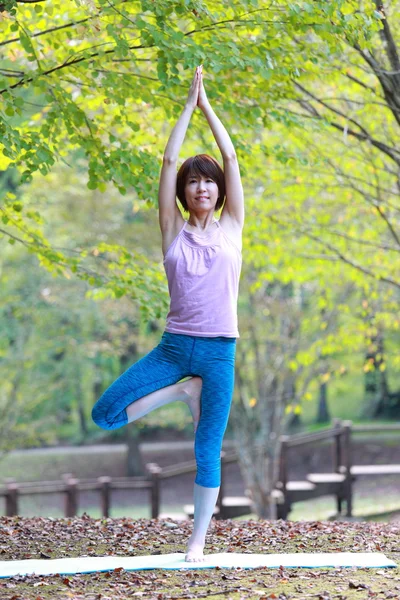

{"left": 0, "top": 515, "right": 399, "bottom": 599}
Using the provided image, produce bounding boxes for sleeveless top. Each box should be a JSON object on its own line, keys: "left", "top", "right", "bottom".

{"left": 163, "top": 220, "right": 242, "bottom": 338}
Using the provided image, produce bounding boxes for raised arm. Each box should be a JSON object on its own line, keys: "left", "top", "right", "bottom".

{"left": 198, "top": 67, "right": 244, "bottom": 229}
{"left": 158, "top": 67, "right": 200, "bottom": 234}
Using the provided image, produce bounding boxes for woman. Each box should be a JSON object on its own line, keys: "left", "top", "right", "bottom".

{"left": 92, "top": 65, "right": 244, "bottom": 562}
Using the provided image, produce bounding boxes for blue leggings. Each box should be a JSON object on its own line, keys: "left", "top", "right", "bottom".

{"left": 92, "top": 331, "right": 237, "bottom": 488}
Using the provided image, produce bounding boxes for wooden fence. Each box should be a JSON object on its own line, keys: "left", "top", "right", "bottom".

{"left": 277, "top": 419, "right": 400, "bottom": 518}
{"left": 0, "top": 455, "right": 238, "bottom": 520}
{"left": 1, "top": 420, "right": 399, "bottom": 519}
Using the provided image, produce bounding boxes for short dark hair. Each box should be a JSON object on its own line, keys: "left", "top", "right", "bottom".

{"left": 176, "top": 154, "right": 225, "bottom": 213}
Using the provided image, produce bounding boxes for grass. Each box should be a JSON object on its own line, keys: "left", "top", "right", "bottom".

{"left": 1, "top": 432, "right": 400, "bottom": 524}
{"left": 1, "top": 373, "right": 399, "bottom": 526}
{"left": 290, "top": 492, "right": 400, "bottom": 521}
{"left": 1, "top": 426, "right": 398, "bottom": 486}
{"left": 300, "top": 370, "right": 364, "bottom": 424}
{"left": 0, "top": 444, "right": 129, "bottom": 483}
{"left": 295, "top": 366, "right": 400, "bottom": 426}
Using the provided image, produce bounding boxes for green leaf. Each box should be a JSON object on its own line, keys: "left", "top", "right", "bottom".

{"left": 19, "top": 30, "right": 35, "bottom": 57}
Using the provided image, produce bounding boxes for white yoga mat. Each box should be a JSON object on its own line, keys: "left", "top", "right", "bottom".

{"left": 0, "top": 552, "right": 396, "bottom": 577}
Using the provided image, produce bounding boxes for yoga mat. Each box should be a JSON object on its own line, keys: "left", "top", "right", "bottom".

{"left": 0, "top": 552, "right": 396, "bottom": 577}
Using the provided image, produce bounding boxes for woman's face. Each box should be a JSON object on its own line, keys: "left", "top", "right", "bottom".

{"left": 184, "top": 173, "right": 219, "bottom": 213}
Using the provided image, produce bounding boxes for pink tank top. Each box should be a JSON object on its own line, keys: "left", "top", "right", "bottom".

{"left": 163, "top": 220, "right": 242, "bottom": 337}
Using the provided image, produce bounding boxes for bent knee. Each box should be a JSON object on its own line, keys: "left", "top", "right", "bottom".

{"left": 91, "top": 403, "right": 108, "bottom": 430}
{"left": 91, "top": 402, "right": 126, "bottom": 431}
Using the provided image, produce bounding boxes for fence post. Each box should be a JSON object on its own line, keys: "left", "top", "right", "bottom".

{"left": 98, "top": 476, "right": 111, "bottom": 518}
{"left": 342, "top": 420, "right": 353, "bottom": 517}
{"left": 332, "top": 419, "right": 343, "bottom": 515}
{"left": 64, "top": 478, "right": 79, "bottom": 517}
{"left": 277, "top": 436, "right": 289, "bottom": 519}
{"left": 332, "top": 418, "right": 342, "bottom": 472}
{"left": 5, "top": 484, "right": 19, "bottom": 517}
{"left": 146, "top": 463, "right": 162, "bottom": 519}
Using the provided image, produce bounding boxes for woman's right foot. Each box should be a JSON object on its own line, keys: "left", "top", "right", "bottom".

{"left": 182, "top": 377, "right": 202, "bottom": 433}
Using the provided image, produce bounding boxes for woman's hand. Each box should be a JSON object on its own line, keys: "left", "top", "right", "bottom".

{"left": 197, "top": 66, "right": 210, "bottom": 110}
{"left": 186, "top": 66, "right": 201, "bottom": 110}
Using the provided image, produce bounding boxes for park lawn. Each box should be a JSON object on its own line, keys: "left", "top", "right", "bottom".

{"left": 0, "top": 445, "right": 129, "bottom": 483}
{"left": 291, "top": 363, "right": 400, "bottom": 426}
{"left": 0, "top": 516, "right": 399, "bottom": 599}
{"left": 1, "top": 427, "right": 399, "bottom": 487}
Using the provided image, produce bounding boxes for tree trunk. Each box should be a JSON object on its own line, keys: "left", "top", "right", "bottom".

{"left": 287, "top": 412, "right": 302, "bottom": 432}
{"left": 76, "top": 359, "right": 88, "bottom": 437}
{"left": 316, "top": 381, "right": 330, "bottom": 423}
{"left": 362, "top": 329, "right": 390, "bottom": 418}
{"left": 125, "top": 429, "right": 145, "bottom": 476}
{"left": 230, "top": 279, "right": 302, "bottom": 520}
{"left": 231, "top": 362, "right": 283, "bottom": 520}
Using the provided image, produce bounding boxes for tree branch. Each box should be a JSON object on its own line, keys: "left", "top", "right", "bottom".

{"left": 345, "top": 71, "right": 379, "bottom": 94}
{"left": 352, "top": 37, "right": 400, "bottom": 128}
{"left": 375, "top": 1, "right": 400, "bottom": 77}
{"left": 317, "top": 228, "right": 400, "bottom": 253}
{"left": 375, "top": 204, "right": 400, "bottom": 247}
{"left": 0, "top": 17, "right": 257, "bottom": 94}
{"left": 0, "top": 17, "right": 92, "bottom": 48}
{"left": 268, "top": 215, "right": 400, "bottom": 289}
{"left": 295, "top": 84, "right": 400, "bottom": 165}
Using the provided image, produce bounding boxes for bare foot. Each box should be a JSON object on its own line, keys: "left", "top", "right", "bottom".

{"left": 185, "top": 541, "right": 205, "bottom": 563}
{"left": 181, "top": 377, "right": 202, "bottom": 433}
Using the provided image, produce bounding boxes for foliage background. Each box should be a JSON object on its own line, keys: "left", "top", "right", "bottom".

{"left": 0, "top": 0, "right": 399, "bottom": 459}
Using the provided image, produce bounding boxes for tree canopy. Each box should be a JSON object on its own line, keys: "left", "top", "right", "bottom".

{"left": 1, "top": 0, "right": 383, "bottom": 303}
{"left": 1, "top": 2, "right": 400, "bottom": 479}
